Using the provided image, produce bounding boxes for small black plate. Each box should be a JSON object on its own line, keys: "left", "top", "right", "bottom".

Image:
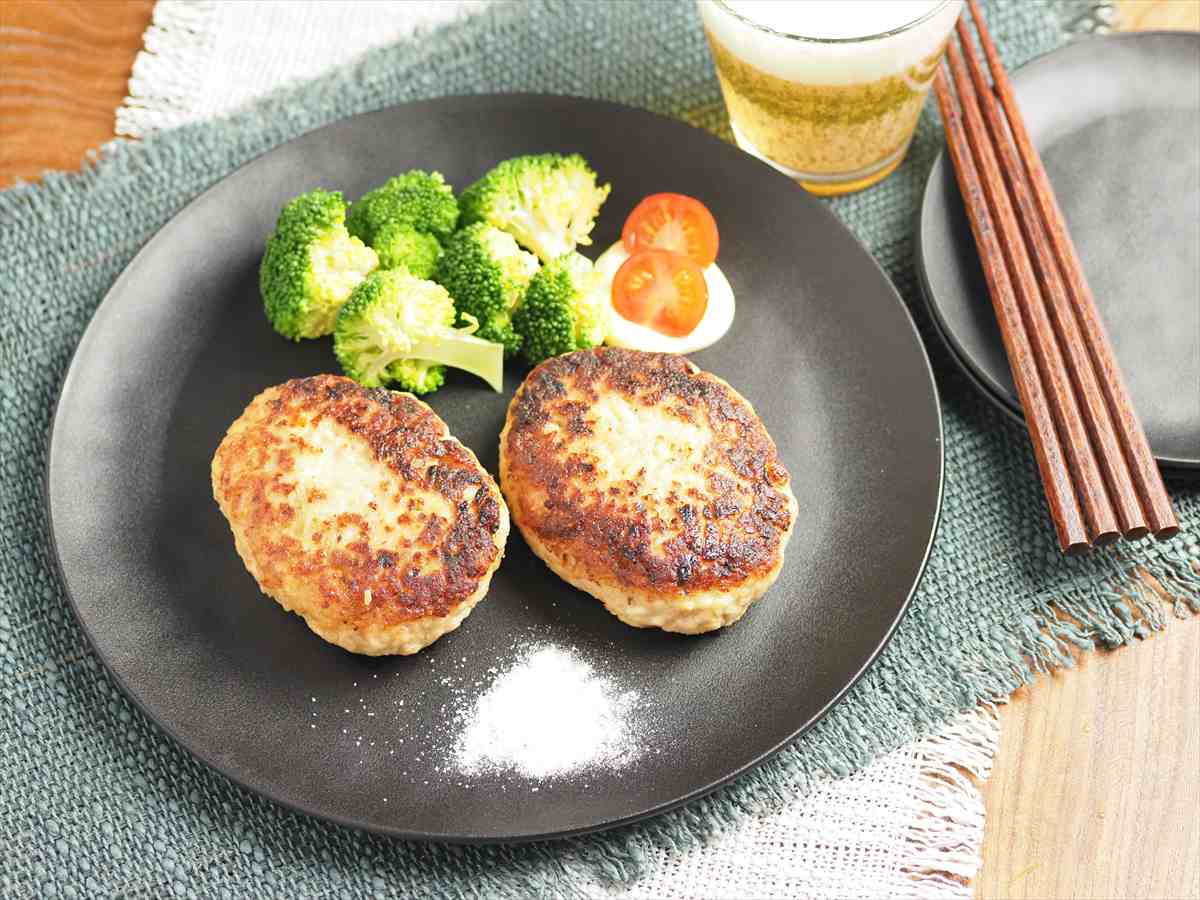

{"left": 919, "top": 31, "right": 1200, "bottom": 471}
{"left": 47, "top": 95, "right": 942, "bottom": 842}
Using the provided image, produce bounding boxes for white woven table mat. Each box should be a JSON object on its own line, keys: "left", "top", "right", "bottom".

{"left": 116, "top": 4, "right": 1000, "bottom": 897}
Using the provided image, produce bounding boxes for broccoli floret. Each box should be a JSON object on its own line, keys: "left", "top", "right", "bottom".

{"left": 434, "top": 223, "right": 539, "bottom": 358}
{"left": 372, "top": 221, "right": 442, "bottom": 278}
{"left": 346, "top": 170, "right": 459, "bottom": 244}
{"left": 333, "top": 269, "right": 503, "bottom": 394}
{"left": 511, "top": 252, "right": 608, "bottom": 366}
{"left": 259, "top": 189, "right": 379, "bottom": 340}
{"left": 458, "top": 154, "right": 611, "bottom": 263}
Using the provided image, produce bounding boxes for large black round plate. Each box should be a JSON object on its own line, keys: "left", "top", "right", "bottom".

{"left": 48, "top": 95, "right": 942, "bottom": 842}
{"left": 919, "top": 32, "right": 1200, "bottom": 471}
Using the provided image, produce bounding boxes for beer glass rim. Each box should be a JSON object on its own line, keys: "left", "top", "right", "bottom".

{"left": 707, "top": 0, "right": 957, "bottom": 46}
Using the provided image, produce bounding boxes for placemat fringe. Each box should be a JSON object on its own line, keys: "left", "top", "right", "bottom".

{"left": 894, "top": 709, "right": 998, "bottom": 900}
{"left": 115, "top": 0, "right": 221, "bottom": 139}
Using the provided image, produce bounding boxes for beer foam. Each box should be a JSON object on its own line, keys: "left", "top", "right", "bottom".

{"left": 722, "top": 1, "right": 944, "bottom": 40}
{"left": 700, "top": 0, "right": 961, "bottom": 86}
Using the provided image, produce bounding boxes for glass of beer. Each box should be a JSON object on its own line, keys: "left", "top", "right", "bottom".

{"left": 698, "top": 0, "right": 962, "bottom": 196}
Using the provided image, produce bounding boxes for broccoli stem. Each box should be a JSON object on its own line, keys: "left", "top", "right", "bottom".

{"left": 407, "top": 333, "right": 504, "bottom": 393}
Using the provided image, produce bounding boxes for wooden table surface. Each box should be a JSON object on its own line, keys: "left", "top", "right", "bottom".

{"left": 2, "top": 2, "right": 1197, "bottom": 898}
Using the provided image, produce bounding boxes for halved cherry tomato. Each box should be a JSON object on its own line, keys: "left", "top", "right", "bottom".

{"left": 621, "top": 193, "right": 720, "bottom": 268}
{"left": 611, "top": 249, "right": 709, "bottom": 338}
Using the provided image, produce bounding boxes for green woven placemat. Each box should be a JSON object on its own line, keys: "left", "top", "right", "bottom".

{"left": 2, "top": 1, "right": 1197, "bottom": 897}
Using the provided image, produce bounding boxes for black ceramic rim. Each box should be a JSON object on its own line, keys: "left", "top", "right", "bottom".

{"left": 917, "top": 233, "right": 1200, "bottom": 474}
{"left": 46, "top": 94, "right": 944, "bottom": 843}
{"left": 918, "top": 32, "right": 1200, "bottom": 472}
{"left": 919, "top": 296, "right": 1199, "bottom": 489}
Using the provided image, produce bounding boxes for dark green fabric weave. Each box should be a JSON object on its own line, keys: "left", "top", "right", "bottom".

{"left": 2, "top": 1, "right": 1196, "bottom": 897}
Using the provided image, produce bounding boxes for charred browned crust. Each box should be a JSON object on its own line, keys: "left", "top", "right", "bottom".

{"left": 213, "top": 374, "right": 504, "bottom": 623}
{"left": 501, "top": 348, "right": 794, "bottom": 596}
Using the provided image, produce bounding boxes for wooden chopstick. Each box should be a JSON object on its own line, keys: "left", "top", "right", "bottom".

{"left": 942, "top": 39, "right": 1120, "bottom": 549}
{"left": 932, "top": 69, "right": 1091, "bottom": 554}
{"left": 953, "top": 19, "right": 1147, "bottom": 540}
{"left": 945, "top": 35, "right": 1123, "bottom": 547}
{"left": 964, "top": 0, "right": 1179, "bottom": 541}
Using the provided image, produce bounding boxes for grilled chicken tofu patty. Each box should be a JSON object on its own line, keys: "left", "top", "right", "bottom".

{"left": 500, "top": 348, "right": 796, "bottom": 634}
{"left": 212, "top": 374, "right": 508, "bottom": 655}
